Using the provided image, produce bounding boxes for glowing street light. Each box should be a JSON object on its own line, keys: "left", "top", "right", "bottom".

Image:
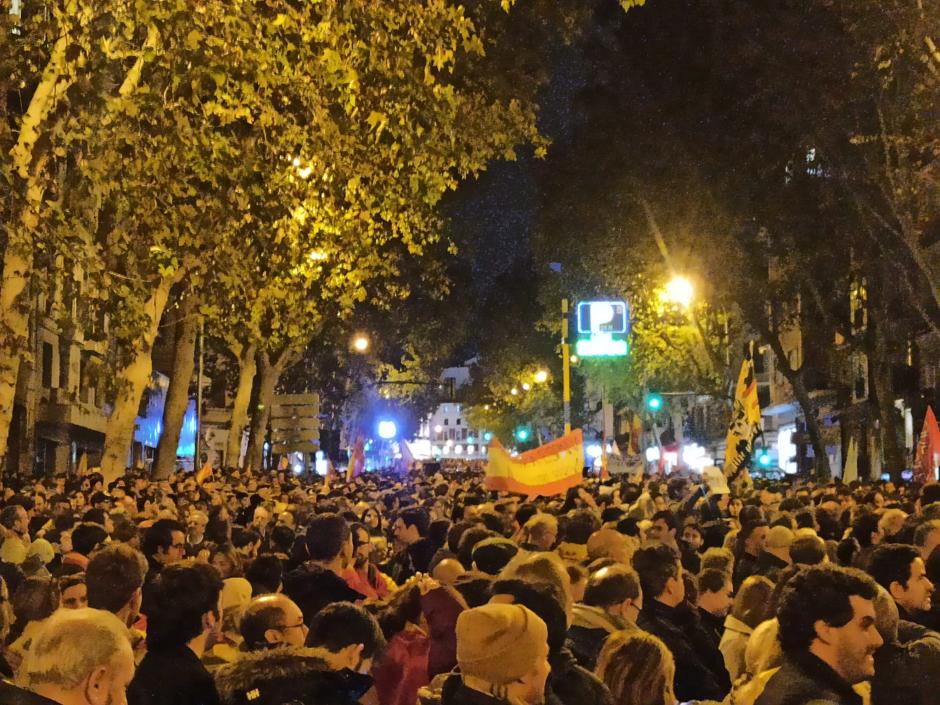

{"left": 510, "top": 387, "right": 519, "bottom": 396}
{"left": 662, "top": 275, "right": 694, "bottom": 308}
{"left": 522, "top": 382, "right": 531, "bottom": 391}
{"left": 377, "top": 420, "right": 397, "bottom": 439}
{"left": 534, "top": 369, "right": 549, "bottom": 384}
{"left": 352, "top": 334, "right": 370, "bottom": 353}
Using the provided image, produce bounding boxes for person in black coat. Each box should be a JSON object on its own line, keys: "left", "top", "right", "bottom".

{"left": 128, "top": 563, "right": 224, "bottom": 705}
{"left": 633, "top": 545, "right": 729, "bottom": 703}
{"left": 282, "top": 514, "right": 364, "bottom": 625}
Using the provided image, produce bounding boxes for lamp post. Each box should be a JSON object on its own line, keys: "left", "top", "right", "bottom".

{"left": 562, "top": 299, "right": 571, "bottom": 433}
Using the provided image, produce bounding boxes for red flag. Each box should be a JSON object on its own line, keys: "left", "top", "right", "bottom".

{"left": 914, "top": 407, "right": 940, "bottom": 484}
{"left": 346, "top": 436, "right": 365, "bottom": 482}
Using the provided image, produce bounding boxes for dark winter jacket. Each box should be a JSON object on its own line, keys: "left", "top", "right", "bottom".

{"left": 871, "top": 621, "right": 940, "bottom": 705}
{"left": 698, "top": 607, "right": 724, "bottom": 651}
{"left": 128, "top": 644, "right": 220, "bottom": 705}
{"left": 637, "top": 599, "right": 730, "bottom": 703}
{"left": 755, "top": 652, "right": 862, "bottom": 705}
{"left": 0, "top": 681, "right": 59, "bottom": 705}
{"left": 214, "top": 646, "right": 373, "bottom": 705}
{"left": 566, "top": 604, "right": 636, "bottom": 671}
{"left": 282, "top": 563, "right": 365, "bottom": 625}
{"left": 754, "top": 551, "right": 790, "bottom": 580}
{"left": 547, "top": 647, "right": 613, "bottom": 705}
{"left": 733, "top": 552, "right": 760, "bottom": 591}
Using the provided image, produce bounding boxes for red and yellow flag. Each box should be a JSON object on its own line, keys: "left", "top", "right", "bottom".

{"left": 914, "top": 407, "right": 940, "bottom": 485}
{"left": 485, "top": 430, "right": 584, "bottom": 497}
{"left": 195, "top": 459, "right": 213, "bottom": 485}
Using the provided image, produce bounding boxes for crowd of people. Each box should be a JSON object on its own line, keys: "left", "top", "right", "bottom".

{"left": 0, "top": 462, "right": 937, "bottom": 705}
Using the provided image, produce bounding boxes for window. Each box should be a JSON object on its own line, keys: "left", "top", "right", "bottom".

{"left": 443, "top": 419, "right": 449, "bottom": 426}
{"left": 456, "top": 418, "right": 461, "bottom": 426}
{"left": 41, "top": 342, "right": 53, "bottom": 389}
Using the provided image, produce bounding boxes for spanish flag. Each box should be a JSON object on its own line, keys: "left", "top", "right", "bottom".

{"left": 195, "top": 459, "right": 213, "bottom": 485}
{"left": 724, "top": 347, "right": 762, "bottom": 482}
{"left": 485, "top": 429, "right": 584, "bottom": 497}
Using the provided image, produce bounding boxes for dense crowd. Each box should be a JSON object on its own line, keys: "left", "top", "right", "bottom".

{"left": 0, "top": 463, "right": 938, "bottom": 705}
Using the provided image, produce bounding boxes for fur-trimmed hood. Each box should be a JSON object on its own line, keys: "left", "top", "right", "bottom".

{"left": 214, "top": 646, "right": 373, "bottom": 705}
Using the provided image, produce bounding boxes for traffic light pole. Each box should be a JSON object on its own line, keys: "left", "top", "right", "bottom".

{"left": 562, "top": 299, "right": 572, "bottom": 434}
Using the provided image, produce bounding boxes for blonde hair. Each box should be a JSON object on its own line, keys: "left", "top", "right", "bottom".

{"left": 19, "top": 608, "right": 132, "bottom": 690}
{"left": 597, "top": 631, "right": 675, "bottom": 705}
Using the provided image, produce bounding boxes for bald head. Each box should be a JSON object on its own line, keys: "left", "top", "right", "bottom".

{"left": 432, "top": 558, "right": 466, "bottom": 585}
{"left": 240, "top": 594, "right": 308, "bottom": 650}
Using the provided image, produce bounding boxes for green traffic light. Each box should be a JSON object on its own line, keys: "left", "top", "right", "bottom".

{"left": 515, "top": 428, "right": 530, "bottom": 442}
{"left": 646, "top": 394, "right": 663, "bottom": 412}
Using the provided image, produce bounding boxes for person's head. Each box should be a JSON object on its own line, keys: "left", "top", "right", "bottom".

{"left": 648, "top": 511, "right": 679, "bottom": 548}
{"left": 700, "top": 547, "right": 734, "bottom": 574}
{"left": 877, "top": 509, "right": 908, "bottom": 543}
{"left": 596, "top": 630, "right": 675, "bottom": 705}
{"left": 502, "top": 552, "right": 573, "bottom": 619}
{"left": 737, "top": 520, "right": 770, "bottom": 557}
{"left": 393, "top": 507, "right": 430, "bottom": 545}
{"left": 914, "top": 520, "right": 940, "bottom": 560}
{"left": 777, "top": 565, "right": 882, "bottom": 684}
{"left": 456, "top": 603, "right": 551, "bottom": 705}
{"left": 86, "top": 543, "right": 148, "bottom": 624}
{"left": 522, "top": 514, "right": 558, "bottom": 551}
{"left": 730, "top": 575, "right": 774, "bottom": 629}
{"left": 432, "top": 558, "right": 466, "bottom": 585}
{"left": 142, "top": 518, "right": 186, "bottom": 566}
{"left": 252, "top": 506, "right": 271, "bottom": 530}
{"left": 682, "top": 523, "right": 704, "bottom": 551}
{"left": 790, "top": 535, "right": 828, "bottom": 566}
{"left": 764, "top": 525, "right": 794, "bottom": 562}
{"left": 472, "top": 538, "right": 519, "bottom": 575}
{"left": 632, "top": 544, "right": 684, "bottom": 607}
{"left": 305, "top": 513, "right": 352, "bottom": 565}
{"left": 145, "top": 562, "right": 223, "bottom": 651}
{"left": 18, "top": 608, "right": 134, "bottom": 705}
{"left": 240, "top": 594, "right": 309, "bottom": 651}
{"left": 696, "top": 568, "right": 734, "bottom": 617}
{"left": 308, "top": 601, "right": 385, "bottom": 673}
{"left": 562, "top": 509, "right": 601, "bottom": 545}
{"left": 60, "top": 573, "right": 88, "bottom": 610}
{"left": 71, "top": 524, "right": 109, "bottom": 557}
{"left": 245, "top": 554, "right": 283, "bottom": 596}
{"left": 868, "top": 544, "right": 935, "bottom": 613}
{"left": 0, "top": 504, "right": 29, "bottom": 536}
{"left": 583, "top": 565, "right": 643, "bottom": 622}
{"left": 871, "top": 584, "right": 900, "bottom": 646}
{"left": 587, "top": 528, "right": 634, "bottom": 565}
{"left": 13, "top": 576, "right": 60, "bottom": 627}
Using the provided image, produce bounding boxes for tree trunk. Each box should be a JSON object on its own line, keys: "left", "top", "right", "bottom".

{"left": 152, "top": 296, "right": 198, "bottom": 480}
{"left": 789, "top": 372, "right": 832, "bottom": 480}
{"left": 0, "top": 20, "right": 158, "bottom": 473}
{"left": 99, "top": 279, "right": 173, "bottom": 485}
{"left": 244, "top": 352, "right": 278, "bottom": 472}
{"left": 225, "top": 343, "right": 257, "bottom": 469}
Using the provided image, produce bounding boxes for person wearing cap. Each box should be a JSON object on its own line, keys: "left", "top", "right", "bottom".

{"left": 754, "top": 526, "right": 794, "bottom": 581}
{"left": 444, "top": 603, "right": 551, "bottom": 705}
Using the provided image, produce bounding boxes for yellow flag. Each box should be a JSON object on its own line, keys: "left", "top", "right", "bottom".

{"left": 724, "top": 349, "right": 762, "bottom": 481}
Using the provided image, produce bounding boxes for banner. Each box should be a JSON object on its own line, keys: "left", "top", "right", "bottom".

{"left": 914, "top": 407, "right": 940, "bottom": 484}
{"left": 724, "top": 347, "right": 762, "bottom": 481}
{"left": 485, "top": 429, "right": 584, "bottom": 497}
{"left": 195, "top": 459, "right": 213, "bottom": 485}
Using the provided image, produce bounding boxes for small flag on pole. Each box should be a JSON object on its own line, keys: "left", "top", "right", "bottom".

{"left": 195, "top": 459, "right": 213, "bottom": 485}
{"left": 346, "top": 436, "right": 365, "bottom": 483}
{"left": 842, "top": 437, "right": 858, "bottom": 484}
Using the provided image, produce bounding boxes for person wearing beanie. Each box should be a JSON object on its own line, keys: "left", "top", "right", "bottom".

{"left": 446, "top": 603, "right": 551, "bottom": 705}
{"left": 754, "top": 526, "right": 794, "bottom": 580}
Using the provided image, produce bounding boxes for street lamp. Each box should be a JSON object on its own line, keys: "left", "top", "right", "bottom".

{"left": 352, "top": 334, "right": 370, "bottom": 352}
{"left": 534, "top": 369, "right": 549, "bottom": 384}
{"left": 662, "top": 275, "right": 694, "bottom": 308}
{"left": 522, "top": 382, "right": 531, "bottom": 391}
{"left": 510, "top": 387, "right": 519, "bottom": 396}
